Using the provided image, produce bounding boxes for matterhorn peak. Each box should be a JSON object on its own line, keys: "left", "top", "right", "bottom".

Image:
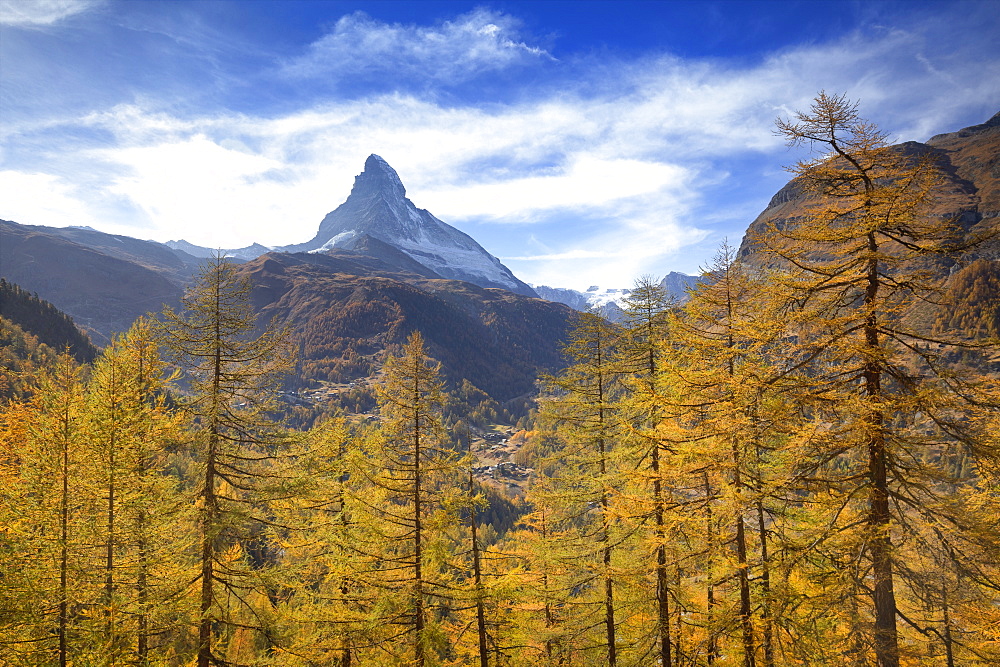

{"left": 280, "top": 155, "right": 537, "bottom": 297}
{"left": 354, "top": 154, "right": 407, "bottom": 201}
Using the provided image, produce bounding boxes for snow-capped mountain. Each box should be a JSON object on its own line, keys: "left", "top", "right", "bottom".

{"left": 165, "top": 239, "right": 272, "bottom": 261}
{"left": 533, "top": 272, "right": 701, "bottom": 318}
{"left": 281, "top": 155, "right": 536, "bottom": 297}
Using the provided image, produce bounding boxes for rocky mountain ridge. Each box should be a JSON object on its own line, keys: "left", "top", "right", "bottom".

{"left": 735, "top": 111, "right": 1000, "bottom": 348}
{"left": 0, "top": 223, "right": 573, "bottom": 402}
{"left": 739, "top": 111, "right": 1000, "bottom": 264}
{"left": 166, "top": 239, "right": 272, "bottom": 262}
{"left": 283, "top": 155, "right": 537, "bottom": 297}
{"left": 0, "top": 219, "right": 186, "bottom": 345}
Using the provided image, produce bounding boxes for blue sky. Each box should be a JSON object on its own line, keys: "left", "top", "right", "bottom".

{"left": 2, "top": 1, "right": 998, "bottom": 289}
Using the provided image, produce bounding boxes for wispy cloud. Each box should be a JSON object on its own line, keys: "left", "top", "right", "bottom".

{"left": 0, "top": 0, "right": 95, "bottom": 26}
{"left": 283, "top": 9, "right": 552, "bottom": 84}
{"left": 421, "top": 157, "right": 691, "bottom": 220}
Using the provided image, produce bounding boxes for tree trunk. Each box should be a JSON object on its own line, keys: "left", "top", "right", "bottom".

{"left": 603, "top": 541, "right": 616, "bottom": 667}
{"left": 643, "top": 323, "right": 672, "bottom": 667}
{"left": 198, "top": 433, "right": 217, "bottom": 667}
{"left": 59, "top": 398, "right": 70, "bottom": 667}
{"left": 733, "top": 448, "right": 756, "bottom": 667}
{"left": 704, "top": 471, "right": 717, "bottom": 666}
{"left": 597, "top": 373, "right": 616, "bottom": 667}
{"left": 868, "top": 428, "right": 898, "bottom": 667}
{"left": 136, "top": 511, "right": 149, "bottom": 663}
{"left": 135, "top": 346, "right": 150, "bottom": 664}
{"left": 470, "top": 472, "right": 489, "bottom": 667}
{"left": 675, "top": 565, "right": 684, "bottom": 667}
{"left": 540, "top": 510, "right": 561, "bottom": 664}
{"left": 864, "top": 240, "right": 898, "bottom": 667}
{"left": 653, "top": 442, "right": 672, "bottom": 667}
{"left": 756, "top": 500, "right": 773, "bottom": 667}
{"left": 105, "top": 385, "right": 118, "bottom": 664}
{"left": 338, "top": 461, "right": 352, "bottom": 667}
{"left": 941, "top": 584, "right": 955, "bottom": 667}
{"left": 197, "top": 282, "right": 225, "bottom": 667}
{"left": 412, "top": 364, "right": 425, "bottom": 667}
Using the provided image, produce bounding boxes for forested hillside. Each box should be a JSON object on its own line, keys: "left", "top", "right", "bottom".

{"left": 1, "top": 96, "right": 998, "bottom": 667}
{"left": 0, "top": 220, "right": 186, "bottom": 344}
{"left": 0, "top": 279, "right": 97, "bottom": 364}
{"left": 0, "top": 281, "right": 98, "bottom": 401}
{"left": 933, "top": 258, "right": 1000, "bottom": 338}
{"left": 0, "top": 316, "right": 62, "bottom": 401}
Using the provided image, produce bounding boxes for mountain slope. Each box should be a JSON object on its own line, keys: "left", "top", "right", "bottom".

{"left": 0, "top": 216, "right": 574, "bottom": 401}
{"left": 0, "top": 278, "right": 98, "bottom": 364}
{"left": 241, "top": 252, "right": 573, "bottom": 401}
{"left": 739, "top": 112, "right": 1000, "bottom": 264}
{"left": 282, "top": 155, "right": 537, "bottom": 297}
{"left": 736, "top": 111, "right": 1000, "bottom": 339}
{"left": 0, "top": 220, "right": 184, "bottom": 344}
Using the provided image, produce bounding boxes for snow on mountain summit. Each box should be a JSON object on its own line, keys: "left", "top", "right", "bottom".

{"left": 282, "top": 155, "right": 536, "bottom": 297}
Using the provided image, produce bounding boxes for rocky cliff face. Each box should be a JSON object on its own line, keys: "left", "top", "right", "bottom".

{"left": 282, "top": 155, "right": 537, "bottom": 297}
{"left": 738, "top": 112, "right": 1000, "bottom": 264}
{"left": 735, "top": 111, "right": 1000, "bottom": 342}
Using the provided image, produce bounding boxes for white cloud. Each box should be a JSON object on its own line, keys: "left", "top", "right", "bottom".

{"left": 64, "top": 96, "right": 700, "bottom": 249}
{"left": 421, "top": 157, "right": 690, "bottom": 220}
{"left": 503, "top": 217, "right": 709, "bottom": 289}
{"left": 0, "top": 170, "right": 102, "bottom": 227}
{"left": 283, "top": 9, "right": 552, "bottom": 83}
{"left": 93, "top": 135, "right": 290, "bottom": 246}
{"left": 0, "top": 0, "right": 94, "bottom": 26}
{"left": 499, "top": 186, "right": 709, "bottom": 289}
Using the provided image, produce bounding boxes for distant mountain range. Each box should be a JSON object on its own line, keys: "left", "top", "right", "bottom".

{"left": 533, "top": 271, "right": 702, "bottom": 317}
{"left": 0, "top": 219, "right": 190, "bottom": 344}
